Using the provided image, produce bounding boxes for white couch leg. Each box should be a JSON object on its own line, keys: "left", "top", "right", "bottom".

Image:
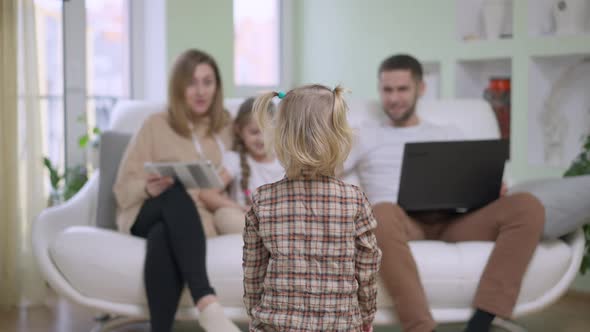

{"left": 492, "top": 317, "right": 527, "bottom": 332}
{"left": 90, "top": 315, "right": 147, "bottom": 332}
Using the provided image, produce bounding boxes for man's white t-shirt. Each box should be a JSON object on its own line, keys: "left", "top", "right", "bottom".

{"left": 344, "top": 120, "right": 463, "bottom": 205}
{"left": 223, "top": 151, "right": 285, "bottom": 206}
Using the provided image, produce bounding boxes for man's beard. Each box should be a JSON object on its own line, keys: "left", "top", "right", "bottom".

{"left": 384, "top": 100, "right": 417, "bottom": 126}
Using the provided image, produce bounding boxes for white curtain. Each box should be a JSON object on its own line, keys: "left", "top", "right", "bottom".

{"left": 0, "top": 0, "right": 47, "bottom": 307}
{"left": 17, "top": 0, "right": 47, "bottom": 306}
{"left": 0, "top": 0, "right": 20, "bottom": 308}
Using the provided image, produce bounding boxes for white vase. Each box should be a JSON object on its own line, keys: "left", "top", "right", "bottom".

{"left": 482, "top": 0, "right": 510, "bottom": 39}
{"left": 553, "top": 0, "right": 589, "bottom": 35}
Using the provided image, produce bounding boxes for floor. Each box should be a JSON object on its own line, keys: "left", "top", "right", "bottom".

{"left": 1, "top": 291, "right": 589, "bottom": 332}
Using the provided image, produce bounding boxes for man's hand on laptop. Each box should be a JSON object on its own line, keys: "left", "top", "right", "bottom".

{"left": 500, "top": 181, "right": 508, "bottom": 197}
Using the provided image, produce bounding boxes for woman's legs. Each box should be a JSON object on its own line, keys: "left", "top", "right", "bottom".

{"left": 132, "top": 181, "right": 240, "bottom": 332}
{"left": 159, "top": 182, "right": 215, "bottom": 301}
{"left": 143, "top": 223, "right": 184, "bottom": 332}
{"left": 132, "top": 197, "right": 183, "bottom": 332}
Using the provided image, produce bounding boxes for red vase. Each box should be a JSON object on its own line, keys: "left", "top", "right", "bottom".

{"left": 483, "top": 77, "right": 511, "bottom": 140}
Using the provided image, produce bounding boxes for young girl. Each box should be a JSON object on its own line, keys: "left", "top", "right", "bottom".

{"left": 199, "top": 97, "right": 284, "bottom": 234}
{"left": 242, "top": 85, "right": 382, "bottom": 332}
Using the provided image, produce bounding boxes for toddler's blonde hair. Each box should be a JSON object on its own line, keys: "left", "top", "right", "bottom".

{"left": 252, "top": 84, "right": 353, "bottom": 178}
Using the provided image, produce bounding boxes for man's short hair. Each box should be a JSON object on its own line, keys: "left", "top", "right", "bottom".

{"left": 378, "top": 54, "right": 423, "bottom": 81}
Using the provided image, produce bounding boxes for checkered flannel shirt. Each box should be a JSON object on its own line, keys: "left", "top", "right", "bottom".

{"left": 243, "top": 175, "right": 382, "bottom": 331}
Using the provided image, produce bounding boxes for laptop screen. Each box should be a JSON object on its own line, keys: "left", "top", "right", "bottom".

{"left": 398, "top": 139, "right": 509, "bottom": 212}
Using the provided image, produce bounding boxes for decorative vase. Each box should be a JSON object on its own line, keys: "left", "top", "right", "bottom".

{"left": 482, "top": 0, "right": 510, "bottom": 39}
{"left": 483, "top": 77, "right": 511, "bottom": 140}
{"left": 48, "top": 188, "right": 64, "bottom": 207}
{"left": 553, "top": 0, "right": 589, "bottom": 35}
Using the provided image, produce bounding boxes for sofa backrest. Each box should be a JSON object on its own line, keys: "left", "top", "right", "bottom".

{"left": 109, "top": 98, "right": 500, "bottom": 140}
{"left": 345, "top": 98, "right": 500, "bottom": 140}
{"left": 97, "top": 131, "right": 132, "bottom": 229}
{"left": 108, "top": 98, "right": 252, "bottom": 134}
{"left": 97, "top": 98, "right": 500, "bottom": 229}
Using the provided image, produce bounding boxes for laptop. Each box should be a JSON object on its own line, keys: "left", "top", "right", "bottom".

{"left": 397, "top": 139, "right": 509, "bottom": 213}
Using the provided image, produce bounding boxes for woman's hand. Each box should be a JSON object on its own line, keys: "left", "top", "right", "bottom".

{"left": 218, "top": 167, "right": 232, "bottom": 187}
{"left": 145, "top": 173, "right": 174, "bottom": 197}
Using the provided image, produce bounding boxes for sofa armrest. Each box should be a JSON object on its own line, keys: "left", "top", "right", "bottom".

{"left": 33, "top": 172, "right": 100, "bottom": 291}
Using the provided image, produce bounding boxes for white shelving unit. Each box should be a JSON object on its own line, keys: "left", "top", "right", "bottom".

{"left": 456, "top": 0, "right": 514, "bottom": 41}
{"left": 528, "top": 54, "right": 590, "bottom": 167}
{"left": 455, "top": 58, "right": 511, "bottom": 98}
{"left": 423, "top": 62, "right": 441, "bottom": 100}
{"left": 452, "top": 0, "right": 590, "bottom": 173}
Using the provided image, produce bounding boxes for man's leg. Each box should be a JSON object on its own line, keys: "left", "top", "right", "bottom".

{"left": 439, "top": 193, "right": 544, "bottom": 319}
{"left": 372, "top": 202, "right": 435, "bottom": 332}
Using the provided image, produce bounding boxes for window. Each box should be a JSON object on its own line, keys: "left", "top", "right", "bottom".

{"left": 86, "top": 0, "right": 131, "bottom": 131}
{"left": 34, "top": 0, "right": 131, "bottom": 174}
{"left": 233, "top": 0, "right": 281, "bottom": 88}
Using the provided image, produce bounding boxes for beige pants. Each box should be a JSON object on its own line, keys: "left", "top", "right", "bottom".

{"left": 213, "top": 207, "right": 246, "bottom": 235}
{"left": 372, "top": 193, "right": 545, "bottom": 332}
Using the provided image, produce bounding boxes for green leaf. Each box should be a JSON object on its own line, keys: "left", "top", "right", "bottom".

{"left": 581, "top": 255, "right": 589, "bottom": 275}
{"left": 63, "top": 166, "right": 88, "bottom": 201}
{"left": 42, "top": 156, "right": 62, "bottom": 189}
{"left": 79, "top": 134, "right": 89, "bottom": 148}
{"left": 564, "top": 134, "right": 590, "bottom": 275}
{"left": 92, "top": 127, "right": 101, "bottom": 135}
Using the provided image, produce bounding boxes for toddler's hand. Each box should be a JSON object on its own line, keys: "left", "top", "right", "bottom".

{"left": 218, "top": 167, "right": 232, "bottom": 186}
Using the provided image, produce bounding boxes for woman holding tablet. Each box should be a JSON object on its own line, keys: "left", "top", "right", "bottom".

{"left": 113, "top": 49, "right": 240, "bottom": 332}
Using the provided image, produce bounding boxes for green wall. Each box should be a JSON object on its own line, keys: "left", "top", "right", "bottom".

{"left": 166, "top": 0, "right": 235, "bottom": 97}
{"left": 294, "top": 0, "right": 455, "bottom": 98}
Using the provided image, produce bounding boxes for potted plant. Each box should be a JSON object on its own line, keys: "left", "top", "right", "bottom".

{"left": 563, "top": 134, "right": 590, "bottom": 274}
{"left": 42, "top": 158, "right": 89, "bottom": 206}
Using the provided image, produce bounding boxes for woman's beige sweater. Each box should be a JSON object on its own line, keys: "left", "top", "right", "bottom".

{"left": 113, "top": 111, "right": 232, "bottom": 236}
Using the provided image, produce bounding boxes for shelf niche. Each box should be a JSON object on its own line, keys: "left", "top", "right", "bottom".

{"left": 455, "top": 58, "right": 511, "bottom": 99}
{"left": 457, "top": 0, "right": 514, "bottom": 41}
{"left": 423, "top": 62, "right": 441, "bottom": 100}
{"left": 528, "top": 54, "right": 590, "bottom": 167}
{"left": 528, "top": 0, "right": 590, "bottom": 37}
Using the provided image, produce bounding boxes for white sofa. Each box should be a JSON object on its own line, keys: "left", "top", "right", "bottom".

{"left": 33, "top": 98, "right": 585, "bottom": 331}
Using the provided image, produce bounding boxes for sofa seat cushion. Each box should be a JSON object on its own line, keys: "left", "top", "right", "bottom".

{"left": 50, "top": 226, "right": 572, "bottom": 312}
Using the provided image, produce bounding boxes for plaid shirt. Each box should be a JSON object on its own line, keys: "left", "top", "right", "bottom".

{"left": 243, "top": 175, "right": 382, "bottom": 332}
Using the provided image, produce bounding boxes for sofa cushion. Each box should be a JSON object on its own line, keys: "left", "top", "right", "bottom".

{"left": 97, "top": 131, "right": 132, "bottom": 229}
{"left": 50, "top": 226, "right": 573, "bottom": 313}
{"left": 50, "top": 227, "right": 244, "bottom": 308}
{"left": 508, "top": 175, "right": 590, "bottom": 239}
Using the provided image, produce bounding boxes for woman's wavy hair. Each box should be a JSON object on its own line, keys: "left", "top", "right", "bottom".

{"left": 167, "top": 49, "right": 229, "bottom": 137}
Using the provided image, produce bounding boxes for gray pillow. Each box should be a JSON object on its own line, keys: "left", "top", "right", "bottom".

{"left": 96, "top": 131, "right": 132, "bottom": 229}
{"left": 508, "top": 175, "right": 590, "bottom": 239}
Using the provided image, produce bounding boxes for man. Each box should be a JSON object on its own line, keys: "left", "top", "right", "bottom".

{"left": 344, "top": 54, "right": 544, "bottom": 332}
